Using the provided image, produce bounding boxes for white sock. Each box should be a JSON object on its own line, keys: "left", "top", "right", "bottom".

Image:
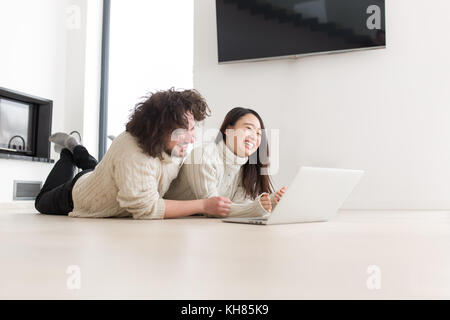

{"left": 49, "top": 132, "right": 70, "bottom": 146}
{"left": 49, "top": 132, "right": 79, "bottom": 152}
{"left": 54, "top": 144, "right": 64, "bottom": 153}
{"left": 64, "top": 136, "right": 79, "bottom": 152}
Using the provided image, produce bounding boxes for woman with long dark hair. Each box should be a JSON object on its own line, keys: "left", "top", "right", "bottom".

{"left": 165, "top": 107, "right": 286, "bottom": 217}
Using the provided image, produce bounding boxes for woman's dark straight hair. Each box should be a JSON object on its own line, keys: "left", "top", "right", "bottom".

{"left": 216, "top": 107, "right": 274, "bottom": 199}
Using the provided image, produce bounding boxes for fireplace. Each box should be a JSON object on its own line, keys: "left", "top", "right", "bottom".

{"left": 0, "top": 87, "right": 53, "bottom": 163}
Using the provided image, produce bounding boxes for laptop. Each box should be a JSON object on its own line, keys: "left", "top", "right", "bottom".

{"left": 222, "top": 166, "right": 364, "bottom": 225}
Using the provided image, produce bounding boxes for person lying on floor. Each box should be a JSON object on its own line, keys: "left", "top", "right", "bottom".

{"left": 35, "top": 88, "right": 233, "bottom": 219}
{"left": 164, "top": 107, "right": 287, "bottom": 218}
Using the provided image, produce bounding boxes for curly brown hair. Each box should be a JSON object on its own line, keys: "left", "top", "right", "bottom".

{"left": 126, "top": 88, "right": 210, "bottom": 158}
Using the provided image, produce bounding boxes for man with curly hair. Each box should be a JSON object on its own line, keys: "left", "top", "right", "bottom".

{"left": 35, "top": 88, "right": 232, "bottom": 219}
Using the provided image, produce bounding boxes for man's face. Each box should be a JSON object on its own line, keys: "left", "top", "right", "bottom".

{"left": 166, "top": 112, "right": 195, "bottom": 158}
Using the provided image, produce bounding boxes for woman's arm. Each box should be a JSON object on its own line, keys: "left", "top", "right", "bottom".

{"left": 226, "top": 188, "right": 270, "bottom": 218}
{"left": 183, "top": 157, "right": 269, "bottom": 218}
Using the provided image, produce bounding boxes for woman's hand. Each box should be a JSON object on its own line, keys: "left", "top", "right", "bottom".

{"left": 272, "top": 187, "right": 287, "bottom": 205}
{"left": 259, "top": 193, "right": 272, "bottom": 213}
{"left": 203, "top": 196, "right": 232, "bottom": 217}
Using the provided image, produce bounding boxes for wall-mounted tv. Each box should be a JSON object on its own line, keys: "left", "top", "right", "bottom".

{"left": 216, "top": 0, "right": 386, "bottom": 63}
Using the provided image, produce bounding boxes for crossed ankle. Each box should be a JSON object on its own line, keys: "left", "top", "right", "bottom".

{"left": 49, "top": 132, "right": 80, "bottom": 152}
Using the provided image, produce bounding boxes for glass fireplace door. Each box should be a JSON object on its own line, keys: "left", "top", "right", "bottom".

{"left": 0, "top": 98, "right": 35, "bottom": 154}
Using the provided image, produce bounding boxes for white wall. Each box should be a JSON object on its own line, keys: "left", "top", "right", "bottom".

{"left": 0, "top": 0, "right": 67, "bottom": 203}
{"left": 0, "top": 0, "right": 102, "bottom": 203}
{"left": 194, "top": 0, "right": 450, "bottom": 209}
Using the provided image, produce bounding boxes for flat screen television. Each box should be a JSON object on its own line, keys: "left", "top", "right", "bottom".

{"left": 216, "top": 0, "right": 386, "bottom": 63}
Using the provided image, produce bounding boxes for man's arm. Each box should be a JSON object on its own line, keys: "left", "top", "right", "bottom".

{"left": 163, "top": 197, "right": 232, "bottom": 219}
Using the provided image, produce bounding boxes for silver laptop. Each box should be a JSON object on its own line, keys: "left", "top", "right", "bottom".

{"left": 222, "top": 166, "right": 364, "bottom": 225}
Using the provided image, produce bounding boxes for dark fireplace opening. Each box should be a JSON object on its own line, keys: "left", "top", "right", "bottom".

{"left": 0, "top": 87, "right": 53, "bottom": 163}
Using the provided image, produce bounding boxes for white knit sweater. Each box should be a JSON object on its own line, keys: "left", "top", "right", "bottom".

{"left": 164, "top": 140, "right": 269, "bottom": 218}
{"left": 69, "top": 132, "right": 182, "bottom": 219}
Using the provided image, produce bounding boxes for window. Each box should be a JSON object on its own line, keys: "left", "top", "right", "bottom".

{"left": 103, "top": 0, "right": 194, "bottom": 152}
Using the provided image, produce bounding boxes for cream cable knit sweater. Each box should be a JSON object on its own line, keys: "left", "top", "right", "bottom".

{"left": 69, "top": 132, "right": 181, "bottom": 219}
{"left": 164, "top": 140, "right": 269, "bottom": 218}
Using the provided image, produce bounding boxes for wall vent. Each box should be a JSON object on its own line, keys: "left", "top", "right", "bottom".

{"left": 13, "top": 180, "right": 42, "bottom": 200}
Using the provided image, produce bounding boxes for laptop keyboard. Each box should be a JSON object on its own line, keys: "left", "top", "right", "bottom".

{"left": 249, "top": 219, "right": 266, "bottom": 224}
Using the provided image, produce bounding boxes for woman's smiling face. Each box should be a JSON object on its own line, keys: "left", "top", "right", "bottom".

{"left": 225, "top": 113, "right": 262, "bottom": 157}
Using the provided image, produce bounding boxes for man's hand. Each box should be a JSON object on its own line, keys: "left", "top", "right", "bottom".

{"left": 203, "top": 196, "right": 232, "bottom": 217}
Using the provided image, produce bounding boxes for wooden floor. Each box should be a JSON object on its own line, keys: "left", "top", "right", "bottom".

{"left": 1, "top": 210, "right": 450, "bottom": 299}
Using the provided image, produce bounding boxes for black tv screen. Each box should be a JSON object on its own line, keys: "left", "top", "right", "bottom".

{"left": 216, "top": 0, "right": 386, "bottom": 63}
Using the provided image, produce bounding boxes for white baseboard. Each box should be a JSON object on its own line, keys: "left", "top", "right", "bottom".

{"left": 0, "top": 201, "right": 37, "bottom": 214}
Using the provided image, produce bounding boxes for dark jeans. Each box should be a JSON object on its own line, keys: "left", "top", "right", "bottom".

{"left": 35, "top": 145, "right": 98, "bottom": 215}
